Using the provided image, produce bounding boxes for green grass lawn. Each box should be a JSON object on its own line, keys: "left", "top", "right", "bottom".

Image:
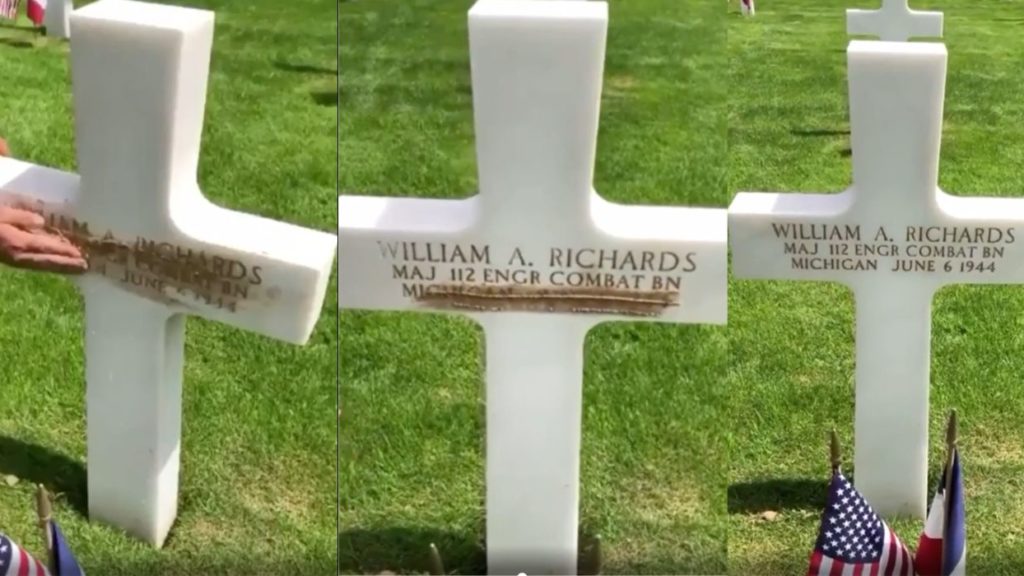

{"left": 0, "top": 0, "right": 337, "bottom": 574}
{"left": 340, "top": 0, "right": 730, "bottom": 573}
{"left": 727, "top": 0, "right": 1024, "bottom": 574}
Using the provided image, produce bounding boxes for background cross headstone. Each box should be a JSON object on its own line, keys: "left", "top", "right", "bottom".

{"left": 44, "top": 0, "right": 73, "bottom": 38}
{"left": 730, "top": 40, "right": 1024, "bottom": 519}
{"left": 847, "top": 0, "right": 943, "bottom": 41}
{"left": 337, "top": 1, "right": 727, "bottom": 573}
{"left": 0, "top": 0, "right": 336, "bottom": 546}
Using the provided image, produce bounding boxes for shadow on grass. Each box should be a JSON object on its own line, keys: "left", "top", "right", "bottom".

{"left": 77, "top": 553, "right": 334, "bottom": 576}
{"left": 0, "top": 435, "right": 86, "bottom": 516}
{"left": 274, "top": 61, "right": 337, "bottom": 76}
{"left": 339, "top": 527, "right": 608, "bottom": 575}
{"left": 339, "top": 526, "right": 485, "bottom": 575}
{"left": 0, "top": 22, "right": 37, "bottom": 32}
{"left": 727, "top": 478, "right": 828, "bottom": 514}
{"left": 0, "top": 38, "right": 34, "bottom": 49}
{"left": 790, "top": 128, "right": 850, "bottom": 137}
{"left": 312, "top": 89, "right": 338, "bottom": 107}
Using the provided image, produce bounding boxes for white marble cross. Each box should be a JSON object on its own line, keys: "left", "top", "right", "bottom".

{"left": 0, "top": 0, "right": 336, "bottom": 546}
{"left": 44, "top": 0, "right": 73, "bottom": 39}
{"left": 730, "top": 41, "right": 1024, "bottom": 519}
{"left": 847, "top": 0, "right": 943, "bottom": 42}
{"left": 338, "top": 1, "right": 727, "bottom": 573}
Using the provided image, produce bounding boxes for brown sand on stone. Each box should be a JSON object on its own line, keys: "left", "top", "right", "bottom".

{"left": 417, "top": 283, "right": 679, "bottom": 317}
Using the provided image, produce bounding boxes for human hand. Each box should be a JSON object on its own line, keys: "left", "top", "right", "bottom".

{"left": 0, "top": 205, "right": 88, "bottom": 274}
{"left": 0, "top": 137, "right": 9, "bottom": 157}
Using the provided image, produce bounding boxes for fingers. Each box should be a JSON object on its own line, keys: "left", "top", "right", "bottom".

{"left": 0, "top": 205, "right": 46, "bottom": 229}
{"left": 0, "top": 223, "right": 84, "bottom": 257}
{"left": 18, "top": 229, "right": 84, "bottom": 258}
{"left": 8, "top": 252, "right": 88, "bottom": 275}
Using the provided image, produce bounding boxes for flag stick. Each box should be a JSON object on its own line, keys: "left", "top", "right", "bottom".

{"left": 830, "top": 428, "right": 841, "bottom": 473}
{"left": 34, "top": 483, "right": 52, "bottom": 566}
{"left": 940, "top": 410, "right": 958, "bottom": 576}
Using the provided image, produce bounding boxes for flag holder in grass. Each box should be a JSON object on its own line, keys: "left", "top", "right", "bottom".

{"left": 34, "top": 484, "right": 84, "bottom": 576}
{"left": 806, "top": 430, "right": 916, "bottom": 575}
{"left": 427, "top": 543, "right": 444, "bottom": 576}
{"left": 423, "top": 536, "right": 603, "bottom": 575}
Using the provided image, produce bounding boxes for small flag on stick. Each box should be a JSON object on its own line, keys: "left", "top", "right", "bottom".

{"left": 807, "top": 430, "right": 916, "bottom": 575}
{"left": 915, "top": 411, "right": 966, "bottom": 576}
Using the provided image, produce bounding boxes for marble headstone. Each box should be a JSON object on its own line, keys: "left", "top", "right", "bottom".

{"left": 0, "top": 0, "right": 336, "bottom": 546}
{"left": 730, "top": 41, "right": 1023, "bottom": 519}
{"left": 338, "top": 1, "right": 727, "bottom": 573}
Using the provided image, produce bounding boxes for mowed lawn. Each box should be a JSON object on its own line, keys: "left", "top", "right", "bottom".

{"left": 340, "top": 0, "right": 730, "bottom": 574}
{"left": 728, "top": 0, "right": 1024, "bottom": 574}
{"left": 0, "top": 0, "right": 336, "bottom": 574}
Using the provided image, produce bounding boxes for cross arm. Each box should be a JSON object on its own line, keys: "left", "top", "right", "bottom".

{"left": 932, "top": 192, "right": 1024, "bottom": 284}
{"left": 162, "top": 197, "right": 336, "bottom": 344}
{"left": 729, "top": 189, "right": 862, "bottom": 284}
{"left": 337, "top": 194, "right": 477, "bottom": 312}
{"left": 846, "top": 6, "right": 943, "bottom": 41}
{"left": 0, "top": 158, "right": 79, "bottom": 210}
{"left": 591, "top": 194, "right": 727, "bottom": 324}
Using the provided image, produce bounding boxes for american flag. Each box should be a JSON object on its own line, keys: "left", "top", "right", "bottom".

{"left": 0, "top": 0, "right": 20, "bottom": 21}
{"left": 807, "top": 469, "right": 916, "bottom": 576}
{"left": 0, "top": 533, "right": 51, "bottom": 576}
{"left": 915, "top": 448, "right": 965, "bottom": 576}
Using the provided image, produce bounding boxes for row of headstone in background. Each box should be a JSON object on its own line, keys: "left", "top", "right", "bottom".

{"left": 1, "top": 0, "right": 336, "bottom": 550}
{"left": 337, "top": 1, "right": 974, "bottom": 575}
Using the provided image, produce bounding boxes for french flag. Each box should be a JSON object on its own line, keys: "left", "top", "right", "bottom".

{"left": 26, "top": 0, "right": 44, "bottom": 26}
{"left": 915, "top": 449, "right": 966, "bottom": 576}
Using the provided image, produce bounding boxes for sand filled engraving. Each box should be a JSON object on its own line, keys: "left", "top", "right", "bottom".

{"left": 374, "top": 240, "right": 695, "bottom": 316}
{"left": 416, "top": 283, "right": 679, "bottom": 316}
{"left": 43, "top": 213, "right": 265, "bottom": 312}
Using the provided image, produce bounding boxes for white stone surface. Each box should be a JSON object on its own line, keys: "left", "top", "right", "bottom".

{"left": 730, "top": 41, "right": 1024, "bottom": 519}
{"left": 338, "top": 1, "right": 727, "bottom": 573}
{"left": 847, "top": 0, "right": 943, "bottom": 41}
{"left": 44, "top": 0, "right": 72, "bottom": 39}
{"left": 0, "top": 0, "right": 336, "bottom": 547}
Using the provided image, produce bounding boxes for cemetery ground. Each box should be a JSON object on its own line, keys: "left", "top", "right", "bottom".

{"left": 339, "top": 0, "right": 730, "bottom": 574}
{"left": 0, "top": 0, "right": 336, "bottom": 574}
{"left": 728, "top": 0, "right": 1024, "bottom": 574}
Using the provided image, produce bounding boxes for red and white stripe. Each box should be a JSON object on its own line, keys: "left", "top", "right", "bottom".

{"left": 25, "top": 0, "right": 43, "bottom": 25}
{"left": 2, "top": 544, "right": 50, "bottom": 576}
{"left": 0, "top": 0, "right": 20, "bottom": 20}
